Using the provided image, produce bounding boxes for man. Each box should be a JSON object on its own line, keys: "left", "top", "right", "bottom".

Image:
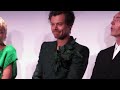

{"left": 32, "top": 11, "right": 89, "bottom": 79}
{"left": 91, "top": 12, "right": 120, "bottom": 79}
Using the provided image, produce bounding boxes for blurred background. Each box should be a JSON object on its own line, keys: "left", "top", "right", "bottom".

{"left": 0, "top": 11, "right": 117, "bottom": 79}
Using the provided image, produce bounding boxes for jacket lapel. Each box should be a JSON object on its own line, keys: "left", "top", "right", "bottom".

{"left": 108, "top": 45, "right": 115, "bottom": 61}
{"left": 112, "top": 45, "right": 120, "bottom": 61}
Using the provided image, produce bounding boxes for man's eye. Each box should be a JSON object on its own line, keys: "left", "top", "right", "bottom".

{"left": 58, "top": 23, "right": 63, "bottom": 26}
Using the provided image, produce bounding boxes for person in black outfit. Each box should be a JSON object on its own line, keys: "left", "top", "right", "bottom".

{"left": 91, "top": 12, "right": 120, "bottom": 79}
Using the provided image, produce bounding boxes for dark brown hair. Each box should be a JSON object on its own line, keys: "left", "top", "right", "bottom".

{"left": 48, "top": 11, "right": 75, "bottom": 27}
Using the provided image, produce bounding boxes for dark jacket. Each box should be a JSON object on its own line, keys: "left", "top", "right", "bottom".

{"left": 91, "top": 45, "right": 120, "bottom": 79}
{"left": 32, "top": 36, "right": 89, "bottom": 79}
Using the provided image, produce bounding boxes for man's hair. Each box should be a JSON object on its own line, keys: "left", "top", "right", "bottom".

{"left": 0, "top": 17, "right": 7, "bottom": 31}
{"left": 48, "top": 11, "right": 75, "bottom": 27}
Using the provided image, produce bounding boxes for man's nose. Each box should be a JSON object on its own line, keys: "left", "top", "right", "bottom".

{"left": 53, "top": 24, "right": 58, "bottom": 30}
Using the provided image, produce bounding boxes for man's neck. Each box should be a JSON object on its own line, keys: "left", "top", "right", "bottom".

{"left": 116, "top": 37, "right": 120, "bottom": 45}
{"left": 57, "top": 36, "right": 70, "bottom": 49}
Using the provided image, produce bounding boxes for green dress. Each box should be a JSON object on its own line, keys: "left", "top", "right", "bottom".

{"left": 0, "top": 45, "right": 17, "bottom": 79}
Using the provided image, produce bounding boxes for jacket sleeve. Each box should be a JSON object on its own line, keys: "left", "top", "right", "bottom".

{"left": 67, "top": 46, "right": 89, "bottom": 79}
{"left": 32, "top": 42, "right": 46, "bottom": 79}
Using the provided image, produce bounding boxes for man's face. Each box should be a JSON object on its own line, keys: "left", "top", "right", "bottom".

{"left": 50, "top": 14, "right": 71, "bottom": 40}
{"left": 111, "top": 12, "right": 120, "bottom": 37}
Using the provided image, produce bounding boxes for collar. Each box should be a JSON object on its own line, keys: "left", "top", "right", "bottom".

{"left": 115, "top": 43, "right": 120, "bottom": 50}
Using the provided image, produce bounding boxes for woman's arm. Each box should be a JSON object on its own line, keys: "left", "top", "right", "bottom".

{"left": 1, "top": 64, "right": 12, "bottom": 79}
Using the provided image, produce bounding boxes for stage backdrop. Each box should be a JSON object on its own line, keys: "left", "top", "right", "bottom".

{"left": 0, "top": 11, "right": 118, "bottom": 79}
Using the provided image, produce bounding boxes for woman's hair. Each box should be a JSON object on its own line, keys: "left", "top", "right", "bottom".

{"left": 0, "top": 17, "right": 7, "bottom": 31}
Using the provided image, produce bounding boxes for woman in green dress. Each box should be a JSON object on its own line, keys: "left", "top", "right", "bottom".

{"left": 0, "top": 17, "right": 17, "bottom": 79}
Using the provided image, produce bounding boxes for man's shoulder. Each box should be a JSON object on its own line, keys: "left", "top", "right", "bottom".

{"left": 74, "top": 42, "right": 89, "bottom": 51}
{"left": 99, "top": 45, "right": 114, "bottom": 53}
{"left": 41, "top": 41, "right": 56, "bottom": 48}
{"left": 42, "top": 41, "right": 56, "bottom": 45}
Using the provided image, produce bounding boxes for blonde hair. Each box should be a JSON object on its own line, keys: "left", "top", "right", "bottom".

{"left": 0, "top": 17, "right": 7, "bottom": 32}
